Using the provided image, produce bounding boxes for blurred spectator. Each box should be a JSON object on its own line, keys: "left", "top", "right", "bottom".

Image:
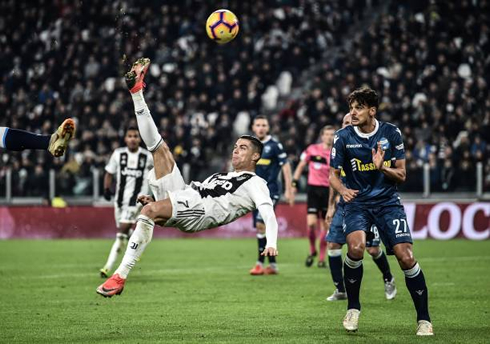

{"left": 0, "top": 0, "right": 488, "bottom": 197}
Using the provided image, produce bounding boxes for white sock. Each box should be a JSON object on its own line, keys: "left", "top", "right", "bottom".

{"left": 103, "top": 233, "right": 128, "bottom": 271}
{"left": 131, "top": 91, "right": 163, "bottom": 152}
{"left": 114, "top": 215, "right": 154, "bottom": 279}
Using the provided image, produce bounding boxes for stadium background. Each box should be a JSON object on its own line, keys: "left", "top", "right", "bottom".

{"left": 0, "top": 0, "right": 488, "bottom": 240}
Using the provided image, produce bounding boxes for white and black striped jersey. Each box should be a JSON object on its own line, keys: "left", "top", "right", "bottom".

{"left": 105, "top": 147, "right": 154, "bottom": 208}
{"left": 188, "top": 171, "right": 273, "bottom": 228}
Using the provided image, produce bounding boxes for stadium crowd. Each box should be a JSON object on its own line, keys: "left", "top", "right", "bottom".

{"left": 0, "top": 0, "right": 488, "bottom": 198}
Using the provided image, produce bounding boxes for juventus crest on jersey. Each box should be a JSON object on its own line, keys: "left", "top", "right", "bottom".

{"left": 105, "top": 147, "right": 154, "bottom": 208}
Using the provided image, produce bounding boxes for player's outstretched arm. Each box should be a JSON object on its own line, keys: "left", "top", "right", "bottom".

{"left": 281, "top": 162, "right": 294, "bottom": 206}
{"left": 329, "top": 168, "right": 358, "bottom": 203}
{"left": 372, "top": 142, "right": 406, "bottom": 183}
{"left": 257, "top": 203, "right": 279, "bottom": 256}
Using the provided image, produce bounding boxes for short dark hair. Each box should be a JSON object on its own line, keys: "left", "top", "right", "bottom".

{"left": 347, "top": 86, "right": 379, "bottom": 110}
{"left": 253, "top": 115, "right": 269, "bottom": 124}
{"left": 126, "top": 126, "right": 139, "bottom": 133}
{"left": 239, "top": 134, "right": 264, "bottom": 158}
{"left": 320, "top": 125, "right": 335, "bottom": 135}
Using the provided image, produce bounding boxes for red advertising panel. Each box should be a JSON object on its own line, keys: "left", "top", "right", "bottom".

{"left": 0, "top": 202, "right": 488, "bottom": 240}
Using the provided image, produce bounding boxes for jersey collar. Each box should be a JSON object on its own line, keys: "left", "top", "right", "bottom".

{"left": 127, "top": 147, "right": 140, "bottom": 154}
{"left": 260, "top": 135, "right": 272, "bottom": 144}
{"left": 354, "top": 119, "right": 379, "bottom": 139}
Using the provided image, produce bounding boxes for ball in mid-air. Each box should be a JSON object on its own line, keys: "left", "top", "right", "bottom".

{"left": 206, "top": 9, "right": 239, "bottom": 44}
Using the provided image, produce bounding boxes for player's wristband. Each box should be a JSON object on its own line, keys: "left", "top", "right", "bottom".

{"left": 291, "top": 180, "right": 298, "bottom": 188}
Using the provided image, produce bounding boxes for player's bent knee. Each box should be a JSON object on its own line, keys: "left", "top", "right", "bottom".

{"left": 397, "top": 254, "right": 416, "bottom": 269}
{"left": 328, "top": 242, "right": 342, "bottom": 250}
{"left": 140, "top": 203, "right": 157, "bottom": 219}
{"left": 347, "top": 242, "right": 365, "bottom": 259}
{"left": 366, "top": 246, "right": 380, "bottom": 257}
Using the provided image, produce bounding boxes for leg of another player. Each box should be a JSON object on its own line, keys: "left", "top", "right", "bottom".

{"left": 260, "top": 222, "right": 278, "bottom": 275}
{"left": 367, "top": 246, "right": 396, "bottom": 300}
{"left": 342, "top": 230, "right": 365, "bottom": 332}
{"left": 0, "top": 127, "right": 50, "bottom": 151}
{"left": 326, "top": 242, "right": 346, "bottom": 301}
{"left": 250, "top": 218, "right": 267, "bottom": 275}
{"left": 317, "top": 214, "right": 327, "bottom": 268}
{"left": 305, "top": 214, "right": 318, "bottom": 267}
{"left": 393, "top": 243, "right": 432, "bottom": 334}
{"left": 100, "top": 222, "right": 132, "bottom": 278}
{"left": 0, "top": 119, "right": 75, "bottom": 157}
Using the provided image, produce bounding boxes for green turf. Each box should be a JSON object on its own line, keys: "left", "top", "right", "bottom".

{"left": 0, "top": 239, "right": 489, "bottom": 343}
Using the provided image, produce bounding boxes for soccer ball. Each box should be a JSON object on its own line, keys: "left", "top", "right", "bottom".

{"left": 206, "top": 9, "right": 239, "bottom": 44}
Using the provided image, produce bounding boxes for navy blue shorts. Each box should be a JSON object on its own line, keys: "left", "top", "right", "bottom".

{"left": 253, "top": 196, "right": 280, "bottom": 227}
{"left": 343, "top": 202, "right": 412, "bottom": 254}
{"left": 326, "top": 202, "right": 346, "bottom": 245}
{"left": 326, "top": 203, "right": 380, "bottom": 247}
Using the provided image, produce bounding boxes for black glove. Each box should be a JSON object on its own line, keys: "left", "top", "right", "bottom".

{"left": 103, "top": 188, "right": 113, "bottom": 201}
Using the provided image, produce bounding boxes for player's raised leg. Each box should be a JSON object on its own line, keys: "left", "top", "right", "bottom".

{"left": 97, "top": 57, "right": 180, "bottom": 297}
{"left": 0, "top": 118, "right": 75, "bottom": 157}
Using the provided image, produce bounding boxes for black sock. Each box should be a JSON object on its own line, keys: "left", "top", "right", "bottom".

{"left": 268, "top": 255, "right": 276, "bottom": 264}
{"left": 4, "top": 128, "right": 50, "bottom": 151}
{"left": 404, "top": 263, "right": 430, "bottom": 322}
{"left": 257, "top": 236, "right": 266, "bottom": 264}
{"left": 372, "top": 250, "right": 393, "bottom": 282}
{"left": 328, "top": 253, "right": 345, "bottom": 292}
{"left": 344, "top": 254, "right": 363, "bottom": 310}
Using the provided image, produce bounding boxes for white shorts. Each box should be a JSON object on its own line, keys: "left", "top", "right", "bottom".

{"left": 114, "top": 205, "right": 140, "bottom": 228}
{"left": 148, "top": 163, "right": 206, "bottom": 232}
{"left": 148, "top": 164, "right": 186, "bottom": 201}
{"left": 166, "top": 187, "right": 207, "bottom": 232}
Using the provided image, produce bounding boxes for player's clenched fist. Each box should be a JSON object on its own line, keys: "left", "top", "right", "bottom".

{"left": 137, "top": 194, "right": 155, "bottom": 206}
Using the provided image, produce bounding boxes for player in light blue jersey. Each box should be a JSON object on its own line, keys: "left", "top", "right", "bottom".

{"left": 249, "top": 115, "right": 293, "bottom": 275}
{"left": 329, "top": 87, "right": 433, "bottom": 336}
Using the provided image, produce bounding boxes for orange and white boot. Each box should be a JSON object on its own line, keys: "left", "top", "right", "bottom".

{"left": 96, "top": 273, "right": 126, "bottom": 298}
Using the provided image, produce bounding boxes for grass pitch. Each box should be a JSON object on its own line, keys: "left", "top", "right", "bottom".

{"left": 0, "top": 238, "right": 489, "bottom": 343}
